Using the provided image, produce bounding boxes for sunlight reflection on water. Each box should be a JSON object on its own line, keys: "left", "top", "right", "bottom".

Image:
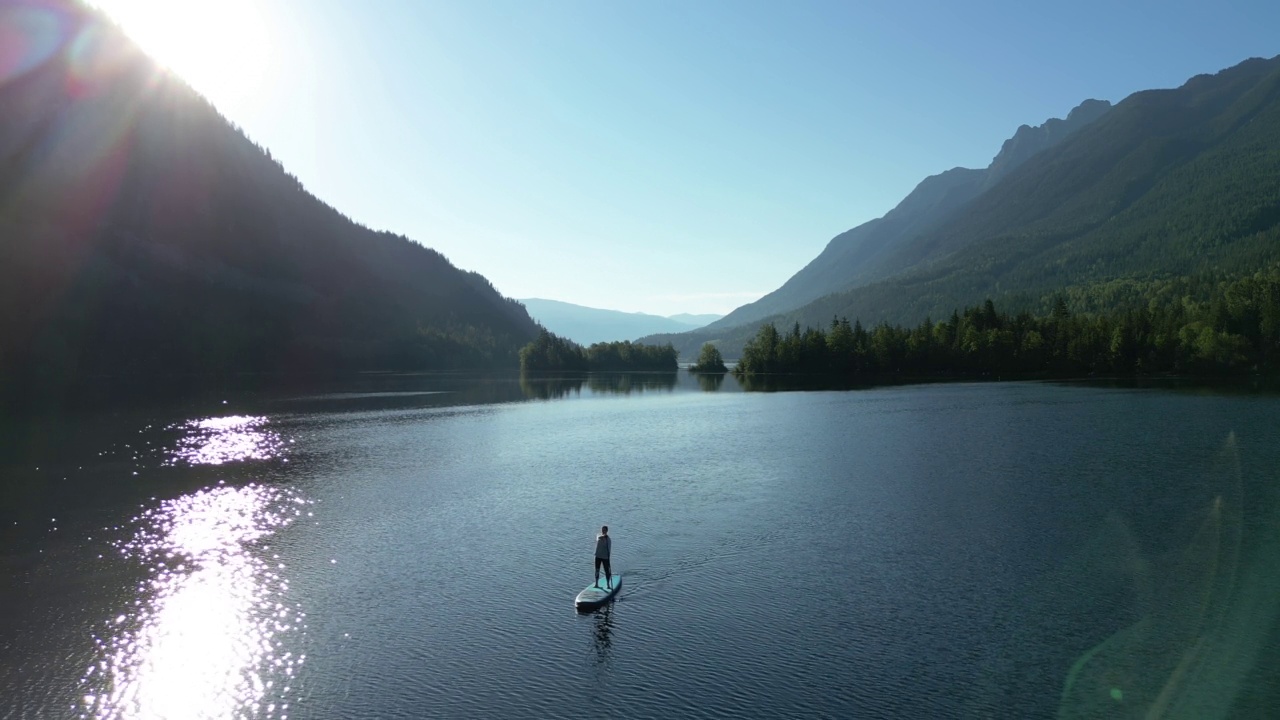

{"left": 165, "top": 416, "right": 287, "bottom": 466}
{"left": 80, "top": 484, "right": 309, "bottom": 720}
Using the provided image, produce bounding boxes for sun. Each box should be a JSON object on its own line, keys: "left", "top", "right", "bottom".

{"left": 87, "top": 0, "right": 275, "bottom": 113}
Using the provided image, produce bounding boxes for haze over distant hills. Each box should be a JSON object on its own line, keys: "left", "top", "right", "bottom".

{"left": 0, "top": 1, "right": 539, "bottom": 400}
{"left": 519, "top": 298, "right": 721, "bottom": 346}
{"left": 642, "top": 55, "right": 1280, "bottom": 358}
{"left": 667, "top": 312, "right": 724, "bottom": 327}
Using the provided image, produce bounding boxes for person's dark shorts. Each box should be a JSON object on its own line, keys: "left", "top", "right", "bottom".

{"left": 595, "top": 557, "right": 611, "bottom": 575}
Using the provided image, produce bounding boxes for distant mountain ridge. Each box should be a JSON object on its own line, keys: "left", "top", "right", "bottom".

{"left": 707, "top": 98, "right": 1113, "bottom": 331}
{"left": 667, "top": 312, "right": 723, "bottom": 326}
{"left": 0, "top": 1, "right": 540, "bottom": 399}
{"left": 519, "top": 298, "right": 720, "bottom": 345}
{"left": 644, "top": 55, "right": 1280, "bottom": 358}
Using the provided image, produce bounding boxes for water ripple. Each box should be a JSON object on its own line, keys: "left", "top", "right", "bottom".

{"left": 80, "top": 483, "right": 310, "bottom": 720}
{"left": 165, "top": 416, "right": 287, "bottom": 466}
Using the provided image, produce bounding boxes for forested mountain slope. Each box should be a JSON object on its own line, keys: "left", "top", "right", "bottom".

{"left": 707, "top": 99, "right": 1112, "bottom": 330}
{"left": 0, "top": 1, "right": 540, "bottom": 399}
{"left": 646, "top": 55, "right": 1280, "bottom": 358}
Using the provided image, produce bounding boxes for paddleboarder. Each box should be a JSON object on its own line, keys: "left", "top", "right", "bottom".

{"left": 594, "top": 525, "right": 612, "bottom": 589}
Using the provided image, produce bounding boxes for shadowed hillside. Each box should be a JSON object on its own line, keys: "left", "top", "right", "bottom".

{"left": 0, "top": 1, "right": 541, "bottom": 402}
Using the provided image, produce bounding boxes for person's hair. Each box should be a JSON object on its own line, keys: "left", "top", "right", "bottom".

{"left": 601, "top": 525, "right": 608, "bottom": 533}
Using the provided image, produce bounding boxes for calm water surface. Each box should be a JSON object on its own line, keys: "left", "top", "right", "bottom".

{"left": 3, "top": 375, "right": 1279, "bottom": 719}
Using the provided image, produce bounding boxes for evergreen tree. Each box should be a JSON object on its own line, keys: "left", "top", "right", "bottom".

{"left": 689, "top": 343, "right": 728, "bottom": 373}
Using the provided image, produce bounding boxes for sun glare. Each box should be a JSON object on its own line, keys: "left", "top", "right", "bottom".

{"left": 87, "top": 0, "right": 275, "bottom": 113}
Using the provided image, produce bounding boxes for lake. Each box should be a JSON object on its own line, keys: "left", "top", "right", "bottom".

{"left": 3, "top": 374, "right": 1279, "bottom": 719}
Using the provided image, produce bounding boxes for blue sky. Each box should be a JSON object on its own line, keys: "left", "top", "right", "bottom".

{"left": 98, "top": 0, "right": 1280, "bottom": 316}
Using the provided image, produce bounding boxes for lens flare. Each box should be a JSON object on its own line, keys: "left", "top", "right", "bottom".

{"left": 85, "top": 0, "right": 277, "bottom": 115}
{"left": 0, "top": 1, "right": 72, "bottom": 86}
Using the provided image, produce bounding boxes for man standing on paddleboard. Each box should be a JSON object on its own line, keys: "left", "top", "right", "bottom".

{"left": 594, "top": 525, "right": 612, "bottom": 589}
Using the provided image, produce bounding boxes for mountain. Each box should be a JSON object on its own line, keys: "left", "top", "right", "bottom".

{"left": 518, "top": 298, "right": 721, "bottom": 346}
{"left": 667, "top": 313, "right": 723, "bottom": 327}
{"left": 644, "top": 55, "right": 1280, "bottom": 358}
{"left": 0, "top": 1, "right": 540, "bottom": 400}
{"left": 981, "top": 99, "right": 1114, "bottom": 191}
{"left": 707, "top": 98, "right": 1113, "bottom": 331}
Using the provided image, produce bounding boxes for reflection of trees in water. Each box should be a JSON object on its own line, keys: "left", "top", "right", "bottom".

{"left": 695, "top": 372, "right": 726, "bottom": 391}
{"left": 518, "top": 375, "right": 584, "bottom": 400}
{"left": 734, "top": 374, "right": 882, "bottom": 393}
{"left": 586, "top": 372, "right": 677, "bottom": 395}
{"left": 519, "top": 372, "right": 680, "bottom": 398}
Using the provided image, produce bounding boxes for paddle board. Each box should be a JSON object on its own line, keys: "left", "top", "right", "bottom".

{"left": 575, "top": 574, "right": 621, "bottom": 610}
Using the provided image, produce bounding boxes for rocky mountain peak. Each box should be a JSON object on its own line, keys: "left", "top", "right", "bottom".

{"left": 984, "top": 99, "right": 1113, "bottom": 187}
